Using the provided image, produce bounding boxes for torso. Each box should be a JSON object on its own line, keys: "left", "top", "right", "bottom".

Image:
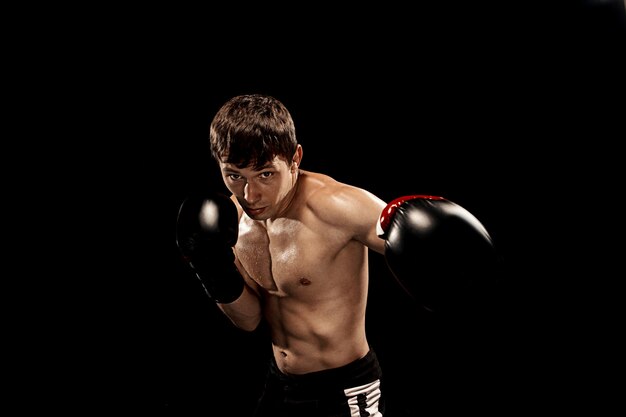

{"left": 234, "top": 171, "right": 373, "bottom": 374}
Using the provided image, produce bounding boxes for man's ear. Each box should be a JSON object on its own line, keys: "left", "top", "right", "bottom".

{"left": 291, "top": 144, "right": 303, "bottom": 171}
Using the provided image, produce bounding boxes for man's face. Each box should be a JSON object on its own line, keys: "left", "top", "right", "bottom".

{"left": 219, "top": 155, "right": 297, "bottom": 221}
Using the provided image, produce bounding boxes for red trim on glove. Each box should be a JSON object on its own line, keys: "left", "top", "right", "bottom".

{"left": 379, "top": 195, "right": 445, "bottom": 234}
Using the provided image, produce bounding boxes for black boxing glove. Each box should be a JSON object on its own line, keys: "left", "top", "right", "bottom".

{"left": 176, "top": 191, "right": 244, "bottom": 304}
{"left": 377, "top": 195, "right": 499, "bottom": 313}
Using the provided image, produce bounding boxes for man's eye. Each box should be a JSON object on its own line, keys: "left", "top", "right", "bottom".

{"left": 260, "top": 172, "right": 273, "bottom": 178}
{"left": 229, "top": 174, "right": 242, "bottom": 180}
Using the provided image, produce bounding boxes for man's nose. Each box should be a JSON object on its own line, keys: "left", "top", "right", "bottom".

{"left": 244, "top": 181, "right": 261, "bottom": 204}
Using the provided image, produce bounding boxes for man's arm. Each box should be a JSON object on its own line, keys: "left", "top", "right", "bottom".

{"left": 216, "top": 256, "right": 263, "bottom": 331}
{"left": 176, "top": 191, "right": 263, "bottom": 330}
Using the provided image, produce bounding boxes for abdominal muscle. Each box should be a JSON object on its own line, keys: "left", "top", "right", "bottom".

{"left": 265, "top": 292, "right": 370, "bottom": 375}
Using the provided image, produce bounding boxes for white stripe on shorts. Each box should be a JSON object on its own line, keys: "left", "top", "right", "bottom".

{"left": 344, "top": 379, "right": 383, "bottom": 417}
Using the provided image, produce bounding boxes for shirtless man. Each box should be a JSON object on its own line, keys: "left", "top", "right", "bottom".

{"left": 176, "top": 94, "right": 497, "bottom": 416}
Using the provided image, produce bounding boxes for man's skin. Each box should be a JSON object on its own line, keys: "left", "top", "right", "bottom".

{"left": 216, "top": 144, "right": 388, "bottom": 375}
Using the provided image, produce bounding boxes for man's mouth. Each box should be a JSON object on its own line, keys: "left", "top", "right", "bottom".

{"left": 246, "top": 207, "right": 266, "bottom": 216}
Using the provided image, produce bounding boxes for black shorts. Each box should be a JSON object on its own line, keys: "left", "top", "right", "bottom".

{"left": 253, "top": 349, "right": 385, "bottom": 417}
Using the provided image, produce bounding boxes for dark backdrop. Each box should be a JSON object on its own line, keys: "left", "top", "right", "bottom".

{"left": 67, "top": 1, "right": 624, "bottom": 415}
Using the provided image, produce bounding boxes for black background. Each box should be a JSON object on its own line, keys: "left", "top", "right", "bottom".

{"left": 43, "top": 1, "right": 624, "bottom": 415}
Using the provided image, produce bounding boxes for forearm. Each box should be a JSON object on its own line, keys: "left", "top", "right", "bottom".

{"left": 217, "top": 284, "right": 263, "bottom": 331}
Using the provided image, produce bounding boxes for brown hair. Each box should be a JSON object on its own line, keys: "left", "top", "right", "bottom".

{"left": 209, "top": 94, "right": 297, "bottom": 169}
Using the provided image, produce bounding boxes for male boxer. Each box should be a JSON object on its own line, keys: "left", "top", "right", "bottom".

{"left": 176, "top": 94, "right": 497, "bottom": 416}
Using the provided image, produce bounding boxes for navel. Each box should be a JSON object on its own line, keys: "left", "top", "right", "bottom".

{"left": 299, "top": 277, "right": 311, "bottom": 286}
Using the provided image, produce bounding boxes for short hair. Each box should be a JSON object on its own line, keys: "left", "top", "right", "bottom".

{"left": 209, "top": 94, "right": 297, "bottom": 169}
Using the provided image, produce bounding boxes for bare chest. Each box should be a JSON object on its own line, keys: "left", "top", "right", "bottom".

{"left": 235, "top": 218, "right": 326, "bottom": 293}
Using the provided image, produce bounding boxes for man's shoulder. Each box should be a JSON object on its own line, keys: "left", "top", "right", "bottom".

{"left": 299, "top": 171, "right": 358, "bottom": 200}
{"left": 299, "top": 170, "right": 336, "bottom": 186}
{"left": 299, "top": 172, "right": 378, "bottom": 217}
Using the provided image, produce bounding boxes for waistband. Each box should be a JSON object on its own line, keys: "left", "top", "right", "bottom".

{"left": 269, "top": 349, "right": 382, "bottom": 391}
